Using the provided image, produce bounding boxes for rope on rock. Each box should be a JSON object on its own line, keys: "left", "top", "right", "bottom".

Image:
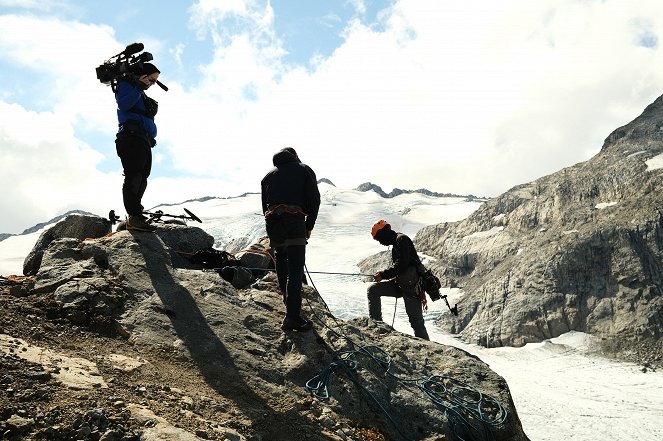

{"left": 301, "top": 266, "right": 509, "bottom": 441}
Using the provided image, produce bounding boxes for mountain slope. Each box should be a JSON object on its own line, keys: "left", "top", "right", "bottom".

{"left": 414, "top": 95, "right": 663, "bottom": 365}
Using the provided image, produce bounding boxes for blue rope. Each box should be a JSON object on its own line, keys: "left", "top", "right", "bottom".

{"left": 417, "top": 375, "right": 508, "bottom": 441}
{"left": 302, "top": 266, "right": 509, "bottom": 441}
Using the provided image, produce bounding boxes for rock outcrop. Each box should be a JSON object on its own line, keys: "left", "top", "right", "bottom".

{"left": 413, "top": 95, "right": 663, "bottom": 364}
{"left": 23, "top": 214, "right": 112, "bottom": 276}
{"left": 1, "top": 216, "right": 530, "bottom": 441}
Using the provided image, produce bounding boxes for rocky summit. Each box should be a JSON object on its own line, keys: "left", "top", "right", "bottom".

{"left": 0, "top": 215, "right": 529, "bottom": 441}
{"left": 413, "top": 95, "right": 663, "bottom": 367}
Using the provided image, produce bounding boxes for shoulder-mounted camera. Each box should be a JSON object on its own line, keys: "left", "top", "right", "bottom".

{"left": 95, "top": 42, "right": 168, "bottom": 92}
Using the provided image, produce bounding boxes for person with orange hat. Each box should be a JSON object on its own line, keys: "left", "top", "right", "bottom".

{"left": 368, "top": 220, "right": 429, "bottom": 340}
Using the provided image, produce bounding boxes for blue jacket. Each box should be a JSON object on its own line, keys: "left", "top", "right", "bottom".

{"left": 115, "top": 80, "right": 157, "bottom": 140}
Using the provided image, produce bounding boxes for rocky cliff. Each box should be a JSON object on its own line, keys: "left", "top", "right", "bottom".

{"left": 413, "top": 95, "right": 663, "bottom": 366}
{"left": 0, "top": 215, "right": 529, "bottom": 441}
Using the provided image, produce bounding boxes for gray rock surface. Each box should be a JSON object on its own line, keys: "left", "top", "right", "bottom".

{"left": 412, "top": 95, "right": 663, "bottom": 364}
{"left": 23, "top": 214, "right": 111, "bottom": 276}
{"left": 7, "top": 216, "right": 529, "bottom": 440}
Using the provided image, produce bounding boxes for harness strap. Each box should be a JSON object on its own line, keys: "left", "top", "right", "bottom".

{"left": 264, "top": 204, "right": 307, "bottom": 217}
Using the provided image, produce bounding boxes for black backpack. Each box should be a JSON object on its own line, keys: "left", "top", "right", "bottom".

{"left": 189, "top": 248, "right": 241, "bottom": 269}
{"left": 418, "top": 267, "right": 442, "bottom": 301}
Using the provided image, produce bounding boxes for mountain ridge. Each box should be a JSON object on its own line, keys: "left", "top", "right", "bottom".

{"left": 412, "top": 93, "right": 663, "bottom": 367}
{"left": 0, "top": 210, "right": 95, "bottom": 243}
{"left": 2, "top": 181, "right": 481, "bottom": 239}
{"left": 354, "top": 182, "right": 488, "bottom": 200}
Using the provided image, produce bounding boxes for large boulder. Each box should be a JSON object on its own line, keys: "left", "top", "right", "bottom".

{"left": 23, "top": 214, "right": 111, "bottom": 276}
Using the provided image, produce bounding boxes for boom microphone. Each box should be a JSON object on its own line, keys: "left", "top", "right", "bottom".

{"left": 155, "top": 80, "right": 169, "bottom": 91}
{"left": 123, "top": 42, "right": 144, "bottom": 56}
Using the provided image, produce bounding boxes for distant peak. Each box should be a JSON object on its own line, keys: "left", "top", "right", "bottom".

{"left": 354, "top": 182, "right": 483, "bottom": 200}
{"left": 318, "top": 178, "right": 335, "bottom": 186}
{"left": 21, "top": 210, "right": 95, "bottom": 235}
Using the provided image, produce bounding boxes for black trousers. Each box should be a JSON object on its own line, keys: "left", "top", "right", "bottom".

{"left": 367, "top": 281, "right": 430, "bottom": 340}
{"left": 116, "top": 134, "right": 152, "bottom": 216}
{"left": 274, "top": 244, "right": 306, "bottom": 318}
{"left": 265, "top": 213, "right": 307, "bottom": 319}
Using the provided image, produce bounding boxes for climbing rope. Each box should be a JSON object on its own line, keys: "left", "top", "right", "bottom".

{"left": 300, "top": 266, "right": 509, "bottom": 441}
{"left": 418, "top": 375, "right": 508, "bottom": 441}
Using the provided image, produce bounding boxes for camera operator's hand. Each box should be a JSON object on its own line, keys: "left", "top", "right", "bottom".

{"left": 123, "top": 74, "right": 143, "bottom": 88}
{"left": 138, "top": 73, "right": 159, "bottom": 89}
{"left": 374, "top": 272, "right": 383, "bottom": 282}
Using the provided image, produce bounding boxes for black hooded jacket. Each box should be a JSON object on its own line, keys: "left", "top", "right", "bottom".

{"left": 381, "top": 232, "right": 421, "bottom": 280}
{"left": 261, "top": 150, "right": 321, "bottom": 231}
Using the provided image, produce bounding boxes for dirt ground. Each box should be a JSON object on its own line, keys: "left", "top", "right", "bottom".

{"left": 0, "top": 279, "right": 388, "bottom": 441}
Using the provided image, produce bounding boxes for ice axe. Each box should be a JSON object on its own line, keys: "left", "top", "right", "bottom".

{"left": 440, "top": 294, "right": 459, "bottom": 316}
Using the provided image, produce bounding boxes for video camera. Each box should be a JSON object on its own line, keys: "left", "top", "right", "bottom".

{"left": 95, "top": 42, "right": 168, "bottom": 92}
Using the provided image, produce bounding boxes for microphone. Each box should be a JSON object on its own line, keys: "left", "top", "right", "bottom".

{"left": 123, "top": 42, "right": 144, "bottom": 56}
{"left": 156, "top": 80, "right": 169, "bottom": 91}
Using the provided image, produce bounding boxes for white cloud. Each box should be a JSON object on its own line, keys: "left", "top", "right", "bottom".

{"left": 0, "top": 101, "right": 116, "bottom": 229}
{"left": 163, "top": 0, "right": 663, "bottom": 198}
{"left": 0, "top": 0, "right": 73, "bottom": 12}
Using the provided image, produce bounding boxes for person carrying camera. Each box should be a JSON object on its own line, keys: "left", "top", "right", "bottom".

{"left": 115, "top": 63, "right": 161, "bottom": 232}
{"left": 261, "top": 147, "right": 321, "bottom": 332}
{"left": 368, "top": 220, "right": 430, "bottom": 340}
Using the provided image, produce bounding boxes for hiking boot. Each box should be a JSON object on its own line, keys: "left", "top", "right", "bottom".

{"left": 281, "top": 316, "right": 313, "bottom": 332}
{"left": 126, "top": 215, "right": 157, "bottom": 232}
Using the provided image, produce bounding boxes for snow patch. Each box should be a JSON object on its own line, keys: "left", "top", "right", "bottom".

{"left": 0, "top": 229, "right": 46, "bottom": 275}
{"left": 595, "top": 201, "right": 617, "bottom": 210}
{"left": 645, "top": 153, "right": 663, "bottom": 171}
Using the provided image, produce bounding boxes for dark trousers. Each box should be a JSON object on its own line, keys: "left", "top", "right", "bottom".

{"left": 274, "top": 244, "right": 306, "bottom": 318}
{"left": 367, "top": 280, "right": 430, "bottom": 340}
{"left": 266, "top": 213, "right": 307, "bottom": 319}
{"left": 116, "top": 134, "right": 152, "bottom": 216}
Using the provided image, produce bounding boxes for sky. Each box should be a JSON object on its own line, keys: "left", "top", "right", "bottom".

{"left": 1, "top": 0, "right": 663, "bottom": 234}
{"left": 1, "top": 184, "right": 661, "bottom": 441}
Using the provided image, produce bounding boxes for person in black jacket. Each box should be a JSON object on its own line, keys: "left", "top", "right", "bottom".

{"left": 115, "top": 63, "right": 161, "bottom": 232}
{"left": 367, "top": 220, "right": 429, "bottom": 340}
{"left": 261, "top": 147, "right": 321, "bottom": 332}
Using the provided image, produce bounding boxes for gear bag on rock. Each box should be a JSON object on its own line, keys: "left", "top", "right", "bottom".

{"left": 189, "top": 248, "right": 241, "bottom": 269}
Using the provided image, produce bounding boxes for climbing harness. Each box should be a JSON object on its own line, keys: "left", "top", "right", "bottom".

{"left": 263, "top": 204, "right": 307, "bottom": 217}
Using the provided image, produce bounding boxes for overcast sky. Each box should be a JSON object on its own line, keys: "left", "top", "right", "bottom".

{"left": 1, "top": 0, "right": 662, "bottom": 233}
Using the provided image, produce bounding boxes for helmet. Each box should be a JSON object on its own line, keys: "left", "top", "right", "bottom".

{"left": 371, "top": 220, "right": 391, "bottom": 239}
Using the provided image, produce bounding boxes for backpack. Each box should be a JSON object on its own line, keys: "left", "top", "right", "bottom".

{"left": 418, "top": 265, "right": 442, "bottom": 301}
{"left": 189, "top": 248, "right": 241, "bottom": 269}
{"left": 218, "top": 266, "right": 256, "bottom": 289}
